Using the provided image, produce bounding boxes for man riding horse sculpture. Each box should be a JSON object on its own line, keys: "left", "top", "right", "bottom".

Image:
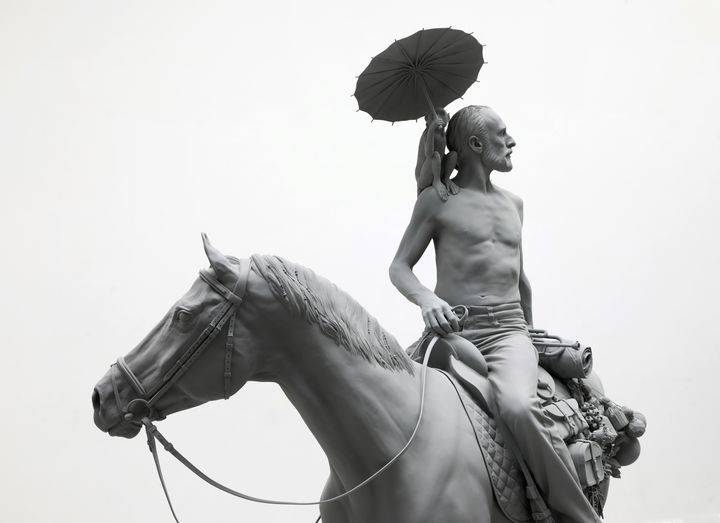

{"left": 91, "top": 107, "right": 645, "bottom": 523}
{"left": 391, "top": 105, "right": 645, "bottom": 522}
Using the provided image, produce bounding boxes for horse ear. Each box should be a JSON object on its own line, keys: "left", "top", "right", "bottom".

{"left": 201, "top": 233, "right": 235, "bottom": 281}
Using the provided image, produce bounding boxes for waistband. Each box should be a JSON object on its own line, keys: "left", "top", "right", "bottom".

{"left": 459, "top": 302, "right": 526, "bottom": 329}
{"left": 464, "top": 302, "right": 523, "bottom": 315}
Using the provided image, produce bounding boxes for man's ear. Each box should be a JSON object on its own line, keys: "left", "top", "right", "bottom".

{"left": 468, "top": 136, "right": 483, "bottom": 154}
{"left": 201, "top": 233, "right": 236, "bottom": 282}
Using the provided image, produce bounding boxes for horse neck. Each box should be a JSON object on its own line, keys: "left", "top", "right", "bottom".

{"left": 271, "top": 323, "right": 421, "bottom": 484}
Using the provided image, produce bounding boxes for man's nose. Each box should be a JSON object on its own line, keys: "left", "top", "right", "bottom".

{"left": 507, "top": 135, "right": 516, "bottom": 147}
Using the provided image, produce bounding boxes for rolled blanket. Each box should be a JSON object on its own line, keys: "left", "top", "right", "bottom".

{"left": 531, "top": 332, "right": 593, "bottom": 379}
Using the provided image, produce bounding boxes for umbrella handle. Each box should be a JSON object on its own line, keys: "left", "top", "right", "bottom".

{"left": 417, "top": 77, "right": 438, "bottom": 121}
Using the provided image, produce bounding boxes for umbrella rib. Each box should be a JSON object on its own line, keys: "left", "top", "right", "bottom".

{"left": 393, "top": 38, "right": 416, "bottom": 66}
{"left": 421, "top": 64, "right": 482, "bottom": 83}
{"left": 355, "top": 70, "right": 412, "bottom": 98}
{"left": 418, "top": 27, "right": 454, "bottom": 65}
{"left": 358, "top": 64, "right": 411, "bottom": 77}
{"left": 372, "top": 56, "right": 412, "bottom": 66}
{"left": 366, "top": 74, "right": 414, "bottom": 119}
{"left": 421, "top": 32, "right": 478, "bottom": 64}
{"left": 423, "top": 70, "right": 467, "bottom": 100}
{"left": 414, "top": 28, "right": 424, "bottom": 63}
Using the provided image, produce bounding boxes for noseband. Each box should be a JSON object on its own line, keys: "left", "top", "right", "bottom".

{"left": 110, "top": 259, "right": 251, "bottom": 424}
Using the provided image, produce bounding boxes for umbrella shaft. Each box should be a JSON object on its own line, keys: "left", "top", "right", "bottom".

{"left": 418, "top": 77, "right": 438, "bottom": 120}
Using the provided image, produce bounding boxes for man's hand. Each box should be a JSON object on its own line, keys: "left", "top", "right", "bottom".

{"left": 419, "top": 295, "right": 460, "bottom": 336}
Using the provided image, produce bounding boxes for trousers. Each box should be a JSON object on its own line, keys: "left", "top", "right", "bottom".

{"left": 411, "top": 303, "right": 601, "bottom": 523}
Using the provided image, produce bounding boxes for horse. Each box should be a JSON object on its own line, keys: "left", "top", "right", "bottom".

{"left": 91, "top": 235, "right": 601, "bottom": 523}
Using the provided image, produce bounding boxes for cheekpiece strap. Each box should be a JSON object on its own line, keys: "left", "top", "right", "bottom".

{"left": 223, "top": 312, "right": 235, "bottom": 400}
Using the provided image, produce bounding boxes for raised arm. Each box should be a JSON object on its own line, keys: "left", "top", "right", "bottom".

{"left": 389, "top": 190, "right": 459, "bottom": 335}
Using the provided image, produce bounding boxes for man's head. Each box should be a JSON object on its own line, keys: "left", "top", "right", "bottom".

{"left": 446, "top": 105, "right": 516, "bottom": 173}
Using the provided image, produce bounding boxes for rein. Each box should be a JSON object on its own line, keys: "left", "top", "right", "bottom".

{"left": 140, "top": 337, "right": 438, "bottom": 520}
{"left": 111, "top": 258, "right": 442, "bottom": 521}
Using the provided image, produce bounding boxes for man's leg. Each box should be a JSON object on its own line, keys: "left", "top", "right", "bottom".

{"left": 479, "top": 331, "right": 601, "bottom": 523}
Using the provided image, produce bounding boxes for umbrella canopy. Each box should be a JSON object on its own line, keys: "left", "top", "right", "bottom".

{"left": 354, "top": 27, "right": 484, "bottom": 123}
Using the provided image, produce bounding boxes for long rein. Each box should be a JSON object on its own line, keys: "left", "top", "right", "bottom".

{"left": 140, "top": 336, "right": 439, "bottom": 521}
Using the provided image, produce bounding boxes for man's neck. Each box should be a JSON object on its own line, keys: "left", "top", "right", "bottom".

{"left": 454, "top": 162, "right": 494, "bottom": 192}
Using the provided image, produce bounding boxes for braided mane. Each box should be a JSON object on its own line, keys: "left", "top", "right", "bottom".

{"left": 251, "top": 254, "right": 414, "bottom": 374}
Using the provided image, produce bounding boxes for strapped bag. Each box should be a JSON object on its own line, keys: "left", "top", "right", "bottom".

{"left": 568, "top": 439, "right": 605, "bottom": 488}
{"left": 542, "top": 398, "right": 588, "bottom": 441}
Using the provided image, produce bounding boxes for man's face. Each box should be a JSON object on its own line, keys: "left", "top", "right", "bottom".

{"left": 479, "top": 110, "right": 516, "bottom": 173}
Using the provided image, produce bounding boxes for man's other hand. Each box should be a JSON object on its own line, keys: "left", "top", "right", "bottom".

{"left": 420, "top": 295, "right": 460, "bottom": 336}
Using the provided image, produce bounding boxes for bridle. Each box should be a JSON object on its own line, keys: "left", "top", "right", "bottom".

{"left": 108, "top": 258, "right": 444, "bottom": 523}
{"left": 110, "top": 259, "right": 251, "bottom": 425}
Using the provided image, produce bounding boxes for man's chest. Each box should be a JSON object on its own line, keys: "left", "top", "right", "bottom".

{"left": 437, "top": 195, "right": 522, "bottom": 246}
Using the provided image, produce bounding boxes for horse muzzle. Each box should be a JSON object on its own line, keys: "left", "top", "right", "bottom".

{"left": 92, "top": 377, "right": 144, "bottom": 439}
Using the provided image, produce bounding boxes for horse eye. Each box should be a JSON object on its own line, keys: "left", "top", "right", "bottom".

{"left": 174, "top": 309, "right": 193, "bottom": 323}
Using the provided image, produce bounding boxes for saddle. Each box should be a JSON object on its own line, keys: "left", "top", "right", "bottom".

{"left": 409, "top": 333, "right": 604, "bottom": 523}
{"left": 410, "top": 334, "right": 534, "bottom": 522}
{"left": 409, "top": 330, "right": 644, "bottom": 522}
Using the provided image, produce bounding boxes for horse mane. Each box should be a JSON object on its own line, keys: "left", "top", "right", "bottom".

{"left": 250, "top": 254, "right": 414, "bottom": 374}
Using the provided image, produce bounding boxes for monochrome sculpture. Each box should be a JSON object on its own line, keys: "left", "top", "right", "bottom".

{"left": 92, "top": 27, "right": 645, "bottom": 523}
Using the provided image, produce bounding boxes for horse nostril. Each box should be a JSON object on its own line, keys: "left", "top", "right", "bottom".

{"left": 92, "top": 388, "right": 101, "bottom": 412}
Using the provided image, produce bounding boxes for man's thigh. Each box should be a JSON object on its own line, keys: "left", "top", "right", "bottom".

{"left": 463, "top": 328, "right": 539, "bottom": 396}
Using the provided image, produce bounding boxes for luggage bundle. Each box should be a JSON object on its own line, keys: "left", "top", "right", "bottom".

{"left": 532, "top": 330, "right": 647, "bottom": 498}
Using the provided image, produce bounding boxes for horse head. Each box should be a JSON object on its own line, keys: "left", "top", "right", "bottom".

{"left": 92, "top": 234, "right": 275, "bottom": 438}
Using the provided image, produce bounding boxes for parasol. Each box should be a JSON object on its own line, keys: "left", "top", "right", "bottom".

{"left": 354, "top": 27, "right": 484, "bottom": 123}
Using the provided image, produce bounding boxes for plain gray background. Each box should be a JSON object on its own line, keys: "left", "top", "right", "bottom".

{"left": 1, "top": 1, "right": 719, "bottom": 521}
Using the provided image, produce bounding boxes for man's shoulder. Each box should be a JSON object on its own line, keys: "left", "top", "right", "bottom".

{"left": 415, "top": 186, "right": 445, "bottom": 216}
{"left": 496, "top": 186, "right": 523, "bottom": 210}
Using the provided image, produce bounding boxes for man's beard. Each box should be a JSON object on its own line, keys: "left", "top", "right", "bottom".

{"left": 482, "top": 148, "right": 511, "bottom": 173}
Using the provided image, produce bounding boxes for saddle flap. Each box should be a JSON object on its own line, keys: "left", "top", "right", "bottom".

{"left": 413, "top": 335, "right": 494, "bottom": 416}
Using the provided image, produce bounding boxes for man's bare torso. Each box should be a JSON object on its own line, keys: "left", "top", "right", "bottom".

{"left": 432, "top": 186, "right": 523, "bottom": 306}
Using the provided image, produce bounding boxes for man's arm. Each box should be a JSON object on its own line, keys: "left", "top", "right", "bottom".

{"left": 514, "top": 196, "right": 534, "bottom": 327}
{"left": 519, "top": 246, "right": 533, "bottom": 327}
{"left": 389, "top": 189, "right": 459, "bottom": 335}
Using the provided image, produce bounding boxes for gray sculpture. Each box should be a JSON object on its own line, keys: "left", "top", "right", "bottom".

{"left": 92, "top": 234, "right": 643, "bottom": 522}
{"left": 92, "top": 28, "right": 645, "bottom": 523}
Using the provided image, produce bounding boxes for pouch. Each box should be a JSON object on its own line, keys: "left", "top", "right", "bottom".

{"left": 542, "top": 398, "right": 588, "bottom": 441}
{"left": 568, "top": 439, "right": 605, "bottom": 488}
